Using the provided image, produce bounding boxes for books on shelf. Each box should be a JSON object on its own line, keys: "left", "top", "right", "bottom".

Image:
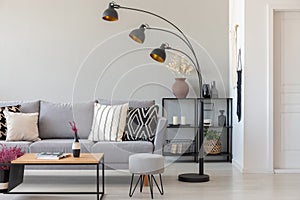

{"left": 36, "top": 152, "right": 71, "bottom": 160}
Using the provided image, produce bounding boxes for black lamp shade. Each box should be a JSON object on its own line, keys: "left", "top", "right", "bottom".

{"left": 102, "top": 7, "right": 119, "bottom": 21}
{"left": 129, "top": 28, "right": 145, "bottom": 44}
{"left": 150, "top": 48, "right": 166, "bottom": 63}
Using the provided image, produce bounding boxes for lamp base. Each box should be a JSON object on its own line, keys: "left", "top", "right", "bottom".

{"left": 178, "top": 173, "right": 210, "bottom": 182}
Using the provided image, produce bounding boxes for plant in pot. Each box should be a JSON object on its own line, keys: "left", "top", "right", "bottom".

{"left": 0, "top": 144, "right": 24, "bottom": 193}
{"left": 203, "top": 129, "right": 222, "bottom": 155}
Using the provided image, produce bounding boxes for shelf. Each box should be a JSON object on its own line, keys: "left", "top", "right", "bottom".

{"left": 203, "top": 126, "right": 233, "bottom": 128}
{"left": 162, "top": 97, "right": 232, "bottom": 163}
{"left": 205, "top": 152, "right": 230, "bottom": 157}
{"left": 167, "top": 124, "right": 196, "bottom": 128}
{"left": 164, "top": 152, "right": 197, "bottom": 157}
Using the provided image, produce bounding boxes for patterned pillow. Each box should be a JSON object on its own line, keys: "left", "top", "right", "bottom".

{"left": 0, "top": 105, "right": 21, "bottom": 140}
{"left": 123, "top": 105, "right": 158, "bottom": 142}
{"left": 88, "top": 103, "right": 129, "bottom": 142}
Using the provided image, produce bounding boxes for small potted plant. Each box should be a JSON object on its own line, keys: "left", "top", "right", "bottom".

{"left": 0, "top": 144, "right": 24, "bottom": 193}
{"left": 203, "top": 129, "right": 222, "bottom": 155}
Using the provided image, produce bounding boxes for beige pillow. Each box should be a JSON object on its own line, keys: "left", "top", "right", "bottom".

{"left": 4, "top": 110, "right": 40, "bottom": 141}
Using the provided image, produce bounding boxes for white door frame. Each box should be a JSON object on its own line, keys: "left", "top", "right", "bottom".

{"left": 267, "top": 3, "right": 300, "bottom": 172}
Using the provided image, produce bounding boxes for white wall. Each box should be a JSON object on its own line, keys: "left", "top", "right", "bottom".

{"left": 237, "top": 0, "right": 300, "bottom": 173}
{"left": 229, "top": 0, "right": 245, "bottom": 172}
{"left": 0, "top": 0, "right": 229, "bottom": 105}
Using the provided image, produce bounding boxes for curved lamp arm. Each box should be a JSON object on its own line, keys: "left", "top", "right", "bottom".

{"left": 104, "top": 2, "right": 201, "bottom": 75}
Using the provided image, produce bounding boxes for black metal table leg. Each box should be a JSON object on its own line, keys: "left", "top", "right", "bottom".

{"left": 102, "top": 157, "right": 104, "bottom": 198}
{"left": 97, "top": 164, "right": 99, "bottom": 200}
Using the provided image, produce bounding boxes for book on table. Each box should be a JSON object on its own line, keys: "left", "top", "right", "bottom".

{"left": 36, "top": 152, "right": 71, "bottom": 160}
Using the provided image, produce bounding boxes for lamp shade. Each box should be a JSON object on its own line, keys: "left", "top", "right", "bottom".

{"left": 102, "top": 7, "right": 119, "bottom": 21}
{"left": 150, "top": 47, "right": 166, "bottom": 63}
{"left": 129, "top": 27, "right": 145, "bottom": 44}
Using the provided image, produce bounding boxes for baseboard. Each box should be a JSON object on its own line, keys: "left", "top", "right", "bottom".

{"left": 274, "top": 169, "right": 300, "bottom": 174}
{"left": 242, "top": 168, "right": 274, "bottom": 174}
{"left": 232, "top": 160, "right": 274, "bottom": 173}
{"left": 232, "top": 159, "right": 243, "bottom": 172}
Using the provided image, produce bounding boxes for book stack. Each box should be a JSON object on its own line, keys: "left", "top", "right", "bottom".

{"left": 36, "top": 152, "right": 71, "bottom": 160}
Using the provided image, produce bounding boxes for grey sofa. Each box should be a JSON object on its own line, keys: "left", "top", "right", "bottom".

{"left": 0, "top": 100, "right": 167, "bottom": 169}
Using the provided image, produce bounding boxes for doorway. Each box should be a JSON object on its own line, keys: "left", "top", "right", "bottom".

{"left": 274, "top": 11, "right": 300, "bottom": 170}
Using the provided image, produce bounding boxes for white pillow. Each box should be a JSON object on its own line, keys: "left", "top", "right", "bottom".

{"left": 88, "top": 103, "right": 129, "bottom": 142}
{"left": 4, "top": 110, "right": 40, "bottom": 141}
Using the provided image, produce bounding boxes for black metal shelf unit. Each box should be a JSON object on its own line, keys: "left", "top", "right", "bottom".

{"left": 162, "top": 97, "right": 232, "bottom": 162}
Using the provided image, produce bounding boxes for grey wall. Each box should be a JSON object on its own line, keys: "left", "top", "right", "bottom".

{"left": 0, "top": 0, "right": 229, "bottom": 105}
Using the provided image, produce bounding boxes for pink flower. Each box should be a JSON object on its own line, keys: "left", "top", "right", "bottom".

{"left": 0, "top": 144, "right": 24, "bottom": 170}
{"left": 69, "top": 121, "right": 78, "bottom": 133}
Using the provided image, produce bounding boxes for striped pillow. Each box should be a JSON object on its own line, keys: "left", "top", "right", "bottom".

{"left": 88, "top": 103, "right": 129, "bottom": 142}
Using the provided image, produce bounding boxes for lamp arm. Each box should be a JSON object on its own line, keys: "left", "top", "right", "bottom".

{"left": 146, "top": 27, "right": 192, "bottom": 50}
{"left": 167, "top": 46, "right": 202, "bottom": 89}
{"left": 116, "top": 4, "right": 200, "bottom": 73}
{"left": 147, "top": 27, "right": 200, "bottom": 74}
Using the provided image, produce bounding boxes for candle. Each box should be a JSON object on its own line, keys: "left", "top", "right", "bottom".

{"left": 173, "top": 116, "right": 179, "bottom": 125}
{"left": 181, "top": 116, "right": 186, "bottom": 125}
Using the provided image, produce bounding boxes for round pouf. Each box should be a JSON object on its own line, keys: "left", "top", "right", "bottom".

{"left": 129, "top": 153, "right": 164, "bottom": 199}
{"left": 129, "top": 153, "right": 164, "bottom": 174}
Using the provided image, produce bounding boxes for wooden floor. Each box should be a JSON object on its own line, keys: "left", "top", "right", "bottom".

{"left": 1, "top": 162, "right": 300, "bottom": 200}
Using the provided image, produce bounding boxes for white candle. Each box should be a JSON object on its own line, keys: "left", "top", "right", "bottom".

{"left": 181, "top": 116, "right": 186, "bottom": 125}
{"left": 173, "top": 116, "right": 179, "bottom": 125}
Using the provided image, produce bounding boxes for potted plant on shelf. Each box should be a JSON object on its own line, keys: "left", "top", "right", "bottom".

{"left": 0, "top": 144, "right": 24, "bottom": 193}
{"left": 203, "top": 129, "right": 222, "bottom": 155}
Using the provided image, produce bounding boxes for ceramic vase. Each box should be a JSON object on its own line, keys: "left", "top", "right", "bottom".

{"left": 218, "top": 110, "right": 226, "bottom": 127}
{"left": 172, "top": 78, "right": 189, "bottom": 98}
{"left": 72, "top": 132, "right": 80, "bottom": 157}
{"left": 202, "top": 84, "right": 211, "bottom": 98}
{"left": 211, "top": 81, "right": 219, "bottom": 98}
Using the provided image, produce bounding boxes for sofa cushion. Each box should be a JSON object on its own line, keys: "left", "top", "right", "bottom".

{"left": 0, "top": 105, "right": 21, "bottom": 140}
{"left": 88, "top": 103, "right": 129, "bottom": 142}
{"left": 91, "top": 141, "right": 153, "bottom": 165}
{"left": 29, "top": 139, "right": 94, "bottom": 153}
{"left": 97, "top": 99, "right": 155, "bottom": 108}
{"left": 39, "top": 101, "right": 94, "bottom": 139}
{"left": 123, "top": 105, "right": 158, "bottom": 142}
{"left": 4, "top": 111, "right": 40, "bottom": 141}
{"left": 0, "top": 100, "right": 40, "bottom": 113}
{"left": 0, "top": 141, "right": 32, "bottom": 153}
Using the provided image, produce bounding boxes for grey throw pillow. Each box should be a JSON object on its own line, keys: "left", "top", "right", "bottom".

{"left": 39, "top": 101, "right": 94, "bottom": 139}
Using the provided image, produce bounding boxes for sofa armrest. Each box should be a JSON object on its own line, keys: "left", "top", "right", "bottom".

{"left": 153, "top": 117, "right": 167, "bottom": 154}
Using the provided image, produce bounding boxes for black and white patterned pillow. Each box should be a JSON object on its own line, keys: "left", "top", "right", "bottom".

{"left": 123, "top": 105, "right": 158, "bottom": 142}
{"left": 0, "top": 105, "right": 21, "bottom": 140}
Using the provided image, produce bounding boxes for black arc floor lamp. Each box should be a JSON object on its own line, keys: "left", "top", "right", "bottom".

{"left": 102, "top": 2, "right": 209, "bottom": 183}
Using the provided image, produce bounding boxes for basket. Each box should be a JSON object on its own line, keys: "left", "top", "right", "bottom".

{"left": 204, "top": 139, "right": 221, "bottom": 155}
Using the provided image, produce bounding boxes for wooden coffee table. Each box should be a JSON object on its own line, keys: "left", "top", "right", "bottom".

{"left": 6, "top": 153, "right": 104, "bottom": 200}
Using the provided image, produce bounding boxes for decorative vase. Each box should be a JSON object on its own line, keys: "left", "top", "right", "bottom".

{"left": 218, "top": 110, "right": 226, "bottom": 127}
{"left": 202, "top": 84, "right": 211, "bottom": 98}
{"left": 72, "top": 132, "right": 80, "bottom": 158}
{"left": 0, "top": 170, "right": 10, "bottom": 193}
{"left": 211, "top": 81, "right": 218, "bottom": 98}
{"left": 172, "top": 78, "right": 189, "bottom": 98}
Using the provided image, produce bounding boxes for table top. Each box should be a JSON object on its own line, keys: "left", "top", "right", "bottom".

{"left": 11, "top": 153, "right": 104, "bottom": 165}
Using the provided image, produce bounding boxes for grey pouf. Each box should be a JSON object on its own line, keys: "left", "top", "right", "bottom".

{"left": 129, "top": 153, "right": 164, "bottom": 199}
